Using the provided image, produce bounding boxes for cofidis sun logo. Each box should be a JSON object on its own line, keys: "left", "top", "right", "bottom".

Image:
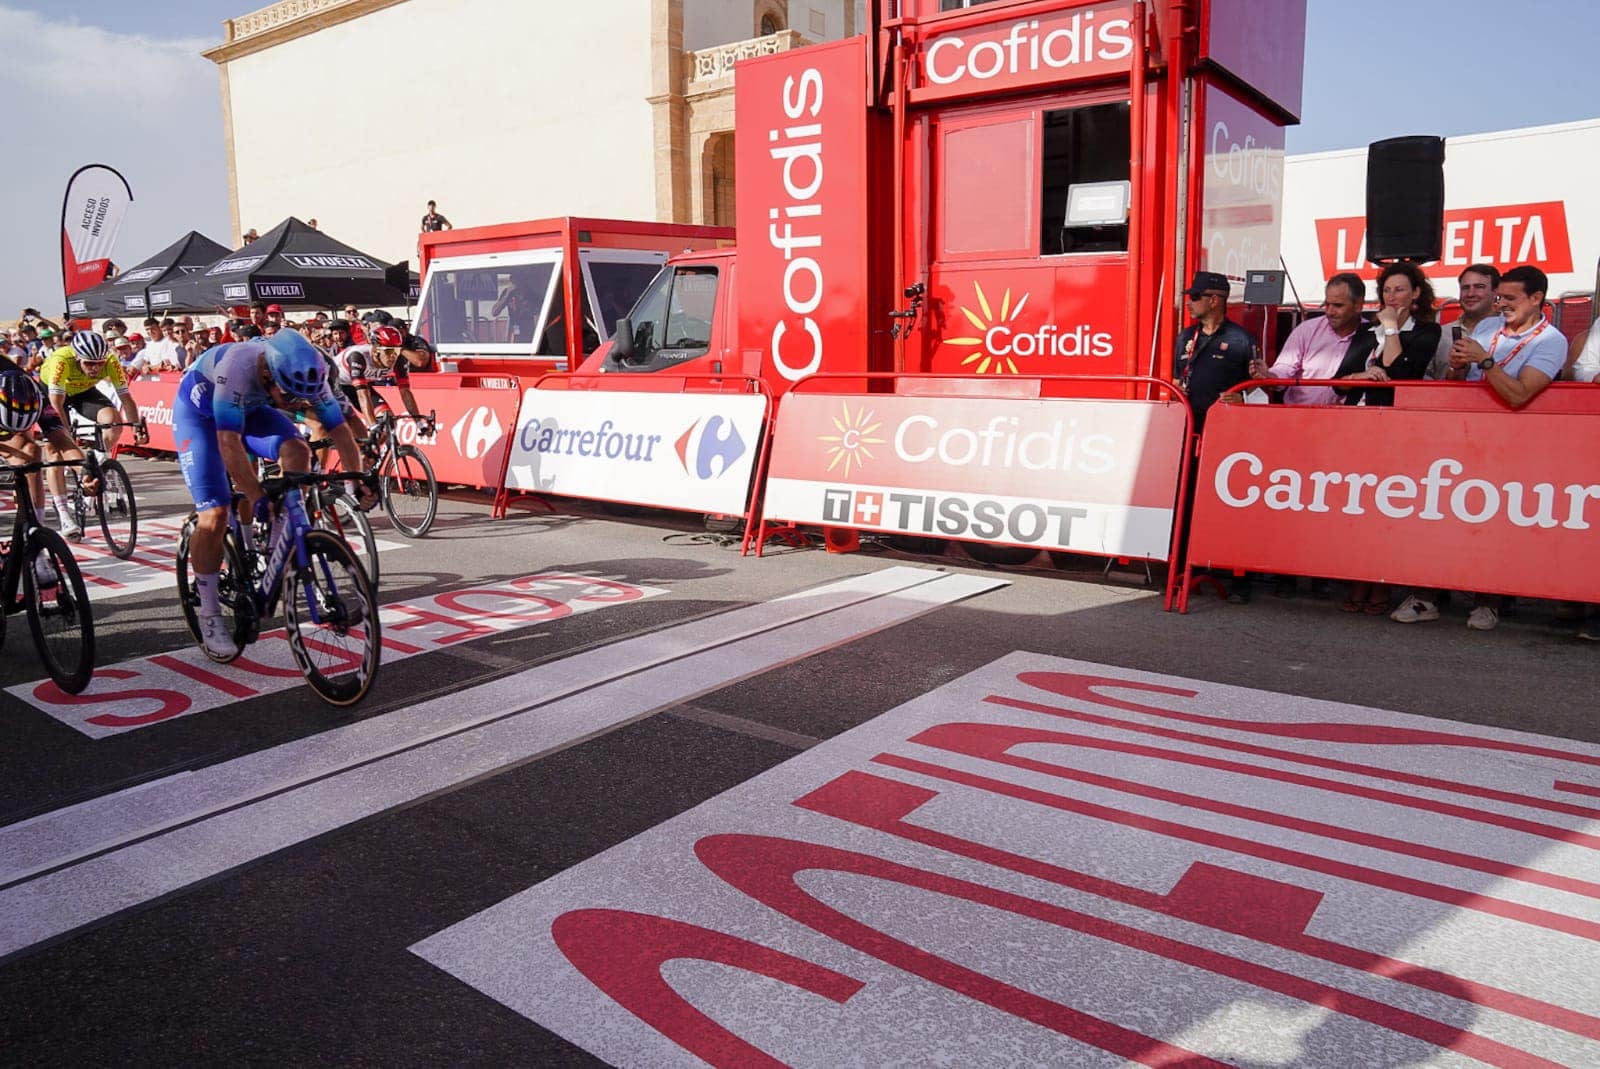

{"left": 945, "top": 281, "right": 1114, "bottom": 373}
{"left": 816, "top": 401, "right": 884, "bottom": 477}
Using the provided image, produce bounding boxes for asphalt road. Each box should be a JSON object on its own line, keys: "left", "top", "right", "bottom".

{"left": 2, "top": 456, "right": 1596, "bottom": 1067}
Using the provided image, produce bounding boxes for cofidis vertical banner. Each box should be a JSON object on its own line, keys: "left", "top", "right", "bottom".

{"left": 61, "top": 164, "right": 134, "bottom": 303}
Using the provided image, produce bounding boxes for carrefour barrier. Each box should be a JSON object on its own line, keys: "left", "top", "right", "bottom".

{"left": 497, "top": 374, "right": 772, "bottom": 527}
{"left": 126, "top": 373, "right": 525, "bottom": 492}
{"left": 1183, "top": 381, "right": 1600, "bottom": 610}
{"left": 757, "top": 373, "right": 1192, "bottom": 606}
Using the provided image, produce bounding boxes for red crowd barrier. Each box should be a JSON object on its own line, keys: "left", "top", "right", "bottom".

{"left": 125, "top": 372, "right": 525, "bottom": 493}
{"left": 1183, "top": 381, "right": 1600, "bottom": 610}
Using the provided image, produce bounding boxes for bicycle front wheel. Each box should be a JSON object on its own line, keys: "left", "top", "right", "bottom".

{"left": 282, "top": 530, "right": 380, "bottom": 706}
{"left": 95, "top": 459, "right": 139, "bottom": 559}
{"left": 24, "top": 528, "right": 95, "bottom": 694}
{"left": 381, "top": 445, "right": 437, "bottom": 538}
{"left": 313, "top": 489, "right": 380, "bottom": 589}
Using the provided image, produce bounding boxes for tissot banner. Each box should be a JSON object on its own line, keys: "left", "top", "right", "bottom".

{"left": 762, "top": 393, "right": 1187, "bottom": 559}
{"left": 60, "top": 164, "right": 134, "bottom": 303}
{"left": 503, "top": 389, "right": 767, "bottom": 515}
{"left": 1189, "top": 396, "right": 1600, "bottom": 601}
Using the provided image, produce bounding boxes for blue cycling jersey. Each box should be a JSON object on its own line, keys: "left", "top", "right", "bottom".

{"left": 184, "top": 341, "right": 345, "bottom": 433}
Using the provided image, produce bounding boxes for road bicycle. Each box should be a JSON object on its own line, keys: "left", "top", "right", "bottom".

{"left": 62, "top": 418, "right": 144, "bottom": 560}
{"left": 174, "top": 469, "right": 382, "bottom": 706}
{"left": 363, "top": 409, "right": 438, "bottom": 538}
{"left": 0, "top": 453, "right": 95, "bottom": 693}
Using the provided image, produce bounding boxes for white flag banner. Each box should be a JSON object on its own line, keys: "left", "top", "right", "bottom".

{"left": 61, "top": 164, "right": 134, "bottom": 303}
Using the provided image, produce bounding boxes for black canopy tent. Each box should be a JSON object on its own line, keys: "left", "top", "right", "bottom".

{"left": 64, "top": 231, "right": 230, "bottom": 320}
{"left": 158, "top": 217, "right": 410, "bottom": 311}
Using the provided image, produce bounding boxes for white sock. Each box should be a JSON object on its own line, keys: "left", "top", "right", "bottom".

{"left": 195, "top": 572, "right": 222, "bottom": 616}
{"left": 51, "top": 496, "right": 70, "bottom": 518}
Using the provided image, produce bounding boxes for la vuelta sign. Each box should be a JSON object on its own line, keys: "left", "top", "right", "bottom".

{"left": 911, "top": 1, "right": 1135, "bottom": 102}
{"left": 1314, "top": 200, "right": 1573, "bottom": 280}
{"left": 761, "top": 392, "right": 1186, "bottom": 559}
{"left": 1189, "top": 399, "right": 1600, "bottom": 602}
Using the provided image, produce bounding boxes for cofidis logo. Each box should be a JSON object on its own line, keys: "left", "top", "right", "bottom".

{"left": 945, "top": 281, "right": 1113, "bottom": 373}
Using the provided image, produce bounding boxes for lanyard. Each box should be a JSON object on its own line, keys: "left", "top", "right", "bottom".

{"left": 1487, "top": 317, "right": 1549, "bottom": 367}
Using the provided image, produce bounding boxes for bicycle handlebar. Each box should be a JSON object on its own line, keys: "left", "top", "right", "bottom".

{"left": 259, "top": 469, "right": 379, "bottom": 499}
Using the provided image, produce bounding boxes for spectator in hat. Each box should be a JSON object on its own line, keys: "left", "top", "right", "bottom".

{"left": 421, "top": 200, "right": 451, "bottom": 232}
{"left": 265, "top": 304, "right": 285, "bottom": 329}
{"left": 1174, "top": 269, "right": 1258, "bottom": 604}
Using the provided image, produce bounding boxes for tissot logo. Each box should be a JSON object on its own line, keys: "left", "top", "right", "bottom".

{"left": 945, "top": 282, "right": 1114, "bottom": 371}
{"left": 282, "top": 254, "right": 377, "bottom": 271}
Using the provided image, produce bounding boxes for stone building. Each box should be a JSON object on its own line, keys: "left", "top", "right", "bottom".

{"left": 203, "top": 0, "right": 861, "bottom": 265}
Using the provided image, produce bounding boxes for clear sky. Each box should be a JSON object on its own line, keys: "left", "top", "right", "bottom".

{"left": 5, "top": 1, "right": 1600, "bottom": 313}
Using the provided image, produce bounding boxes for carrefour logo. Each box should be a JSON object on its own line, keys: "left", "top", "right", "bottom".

{"left": 675, "top": 415, "right": 747, "bottom": 480}
{"left": 946, "top": 281, "right": 1114, "bottom": 372}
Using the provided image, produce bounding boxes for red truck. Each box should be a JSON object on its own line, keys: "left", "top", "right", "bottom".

{"left": 575, "top": 0, "right": 1306, "bottom": 399}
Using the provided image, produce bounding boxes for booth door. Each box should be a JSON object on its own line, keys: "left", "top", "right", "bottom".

{"left": 909, "top": 96, "right": 1134, "bottom": 381}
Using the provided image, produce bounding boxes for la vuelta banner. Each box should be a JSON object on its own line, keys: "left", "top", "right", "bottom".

{"left": 1314, "top": 200, "right": 1573, "bottom": 282}
{"left": 61, "top": 164, "right": 134, "bottom": 302}
{"left": 1188, "top": 398, "right": 1600, "bottom": 601}
{"left": 761, "top": 392, "right": 1187, "bottom": 559}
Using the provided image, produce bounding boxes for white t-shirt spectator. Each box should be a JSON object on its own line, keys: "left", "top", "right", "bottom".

{"left": 142, "top": 337, "right": 184, "bottom": 371}
{"left": 1571, "top": 317, "right": 1600, "bottom": 383}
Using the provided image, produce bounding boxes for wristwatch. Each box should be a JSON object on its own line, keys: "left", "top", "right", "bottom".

{"left": 1381, "top": 327, "right": 1399, "bottom": 336}
{"left": 1478, "top": 356, "right": 1496, "bottom": 371}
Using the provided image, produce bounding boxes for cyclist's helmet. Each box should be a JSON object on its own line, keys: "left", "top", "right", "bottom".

{"left": 263, "top": 330, "right": 329, "bottom": 398}
{"left": 71, "top": 330, "right": 110, "bottom": 366}
{"left": 372, "top": 325, "right": 404, "bottom": 349}
{"left": 0, "top": 370, "right": 43, "bottom": 434}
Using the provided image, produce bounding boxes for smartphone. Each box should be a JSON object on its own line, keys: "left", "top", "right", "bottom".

{"left": 1451, "top": 325, "right": 1464, "bottom": 343}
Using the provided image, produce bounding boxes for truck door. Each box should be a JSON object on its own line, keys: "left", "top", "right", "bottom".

{"left": 908, "top": 95, "right": 1134, "bottom": 380}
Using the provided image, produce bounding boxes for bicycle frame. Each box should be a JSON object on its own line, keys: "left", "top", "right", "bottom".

{"left": 235, "top": 484, "right": 327, "bottom": 624}
{"left": 1, "top": 454, "right": 86, "bottom": 607}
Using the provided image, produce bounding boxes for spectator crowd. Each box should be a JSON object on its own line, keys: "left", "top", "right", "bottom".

{"left": 1176, "top": 259, "right": 1598, "bottom": 641}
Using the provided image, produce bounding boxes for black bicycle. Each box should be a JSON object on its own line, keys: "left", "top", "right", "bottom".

{"left": 365, "top": 410, "right": 438, "bottom": 538}
{"left": 1, "top": 453, "right": 96, "bottom": 693}
{"left": 174, "top": 470, "right": 381, "bottom": 706}
{"left": 63, "top": 419, "right": 143, "bottom": 559}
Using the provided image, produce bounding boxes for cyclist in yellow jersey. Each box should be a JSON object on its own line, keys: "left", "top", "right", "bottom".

{"left": 39, "top": 331, "right": 147, "bottom": 538}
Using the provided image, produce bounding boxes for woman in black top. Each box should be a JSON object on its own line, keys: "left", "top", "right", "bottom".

{"left": 1334, "top": 262, "right": 1440, "bottom": 408}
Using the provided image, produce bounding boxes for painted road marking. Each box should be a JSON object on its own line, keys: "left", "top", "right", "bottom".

{"left": 0, "top": 567, "right": 1005, "bottom": 959}
{"left": 58, "top": 517, "right": 406, "bottom": 603}
{"left": 6, "top": 570, "right": 658, "bottom": 738}
{"left": 412, "top": 654, "right": 1600, "bottom": 1069}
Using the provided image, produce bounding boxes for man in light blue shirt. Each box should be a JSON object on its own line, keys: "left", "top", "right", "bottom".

{"left": 1444, "top": 265, "right": 1567, "bottom": 406}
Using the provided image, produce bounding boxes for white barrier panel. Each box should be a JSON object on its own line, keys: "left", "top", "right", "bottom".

{"left": 762, "top": 393, "right": 1188, "bottom": 560}
{"left": 503, "top": 389, "right": 767, "bottom": 515}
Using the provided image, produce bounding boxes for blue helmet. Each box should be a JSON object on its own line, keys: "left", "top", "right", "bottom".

{"left": 263, "top": 330, "right": 327, "bottom": 398}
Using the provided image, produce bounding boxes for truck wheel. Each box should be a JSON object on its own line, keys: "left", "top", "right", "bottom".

{"left": 964, "top": 542, "right": 1040, "bottom": 567}
{"left": 882, "top": 535, "right": 948, "bottom": 556}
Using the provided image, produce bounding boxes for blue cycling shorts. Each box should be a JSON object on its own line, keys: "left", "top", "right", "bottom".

{"left": 174, "top": 376, "right": 302, "bottom": 513}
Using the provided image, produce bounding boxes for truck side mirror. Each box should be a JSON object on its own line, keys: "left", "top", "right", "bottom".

{"left": 611, "top": 316, "right": 635, "bottom": 361}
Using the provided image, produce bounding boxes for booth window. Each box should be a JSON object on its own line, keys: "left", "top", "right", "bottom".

{"left": 588, "top": 260, "right": 666, "bottom": 337}
{"left": 1040, "top": 102, "right": 1131, "bottom": 255}
{"left": 416, "top": 260, "right": 556, "bottom": 349}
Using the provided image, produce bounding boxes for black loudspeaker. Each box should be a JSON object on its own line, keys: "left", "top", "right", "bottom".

{"left": 1365, "top": 136, "right": 1445, "bottom": 263}
{"left": 1243, "top": 269, "right": 1285, "bottom": 305}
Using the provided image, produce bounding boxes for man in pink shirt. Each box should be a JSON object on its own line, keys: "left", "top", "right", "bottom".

{"left": 1250, "top": 272, "right": 1366, "bottom": 404}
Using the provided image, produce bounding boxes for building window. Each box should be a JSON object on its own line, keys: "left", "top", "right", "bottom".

{"left": 1040, "top": 101, "right": 1131, "bottom": 255}
{"left": 759, "top": 12, "right": 782, "bottom": 36}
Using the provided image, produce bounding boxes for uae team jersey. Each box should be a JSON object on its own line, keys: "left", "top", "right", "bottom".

{"left": 182, "top": 341, "right": 345, "bottom": 433}
{"left": 39, "top": 347, "right": 130, "bottom": 396}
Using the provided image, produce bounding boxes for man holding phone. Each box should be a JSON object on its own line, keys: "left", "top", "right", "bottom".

{"left": 1428, "top": 264, "right": 1500, "bottom": 379}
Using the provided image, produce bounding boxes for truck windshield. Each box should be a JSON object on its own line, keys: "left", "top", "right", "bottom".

{"left": 627, "top": 265, "right": 718, "bottom": 360}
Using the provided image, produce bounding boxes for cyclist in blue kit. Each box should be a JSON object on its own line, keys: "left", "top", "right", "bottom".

{"left": 174, "top": 329, "right": 373, "bottom": 658}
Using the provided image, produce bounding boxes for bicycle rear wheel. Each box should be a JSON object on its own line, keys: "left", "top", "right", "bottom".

{"left": 381, "top": 445, "right": 437, "bottom": 538}
{"left": 282, "top": 530, "right": 380, "bottom": 706}
{"left": 23, "top": 528, "right": 95, "bottom": 694}
{"left": 175, "top": 519, "right": 254, "bottom": 663}
{"left": 95, "top": 459, "right": 139, "bottom": 559}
